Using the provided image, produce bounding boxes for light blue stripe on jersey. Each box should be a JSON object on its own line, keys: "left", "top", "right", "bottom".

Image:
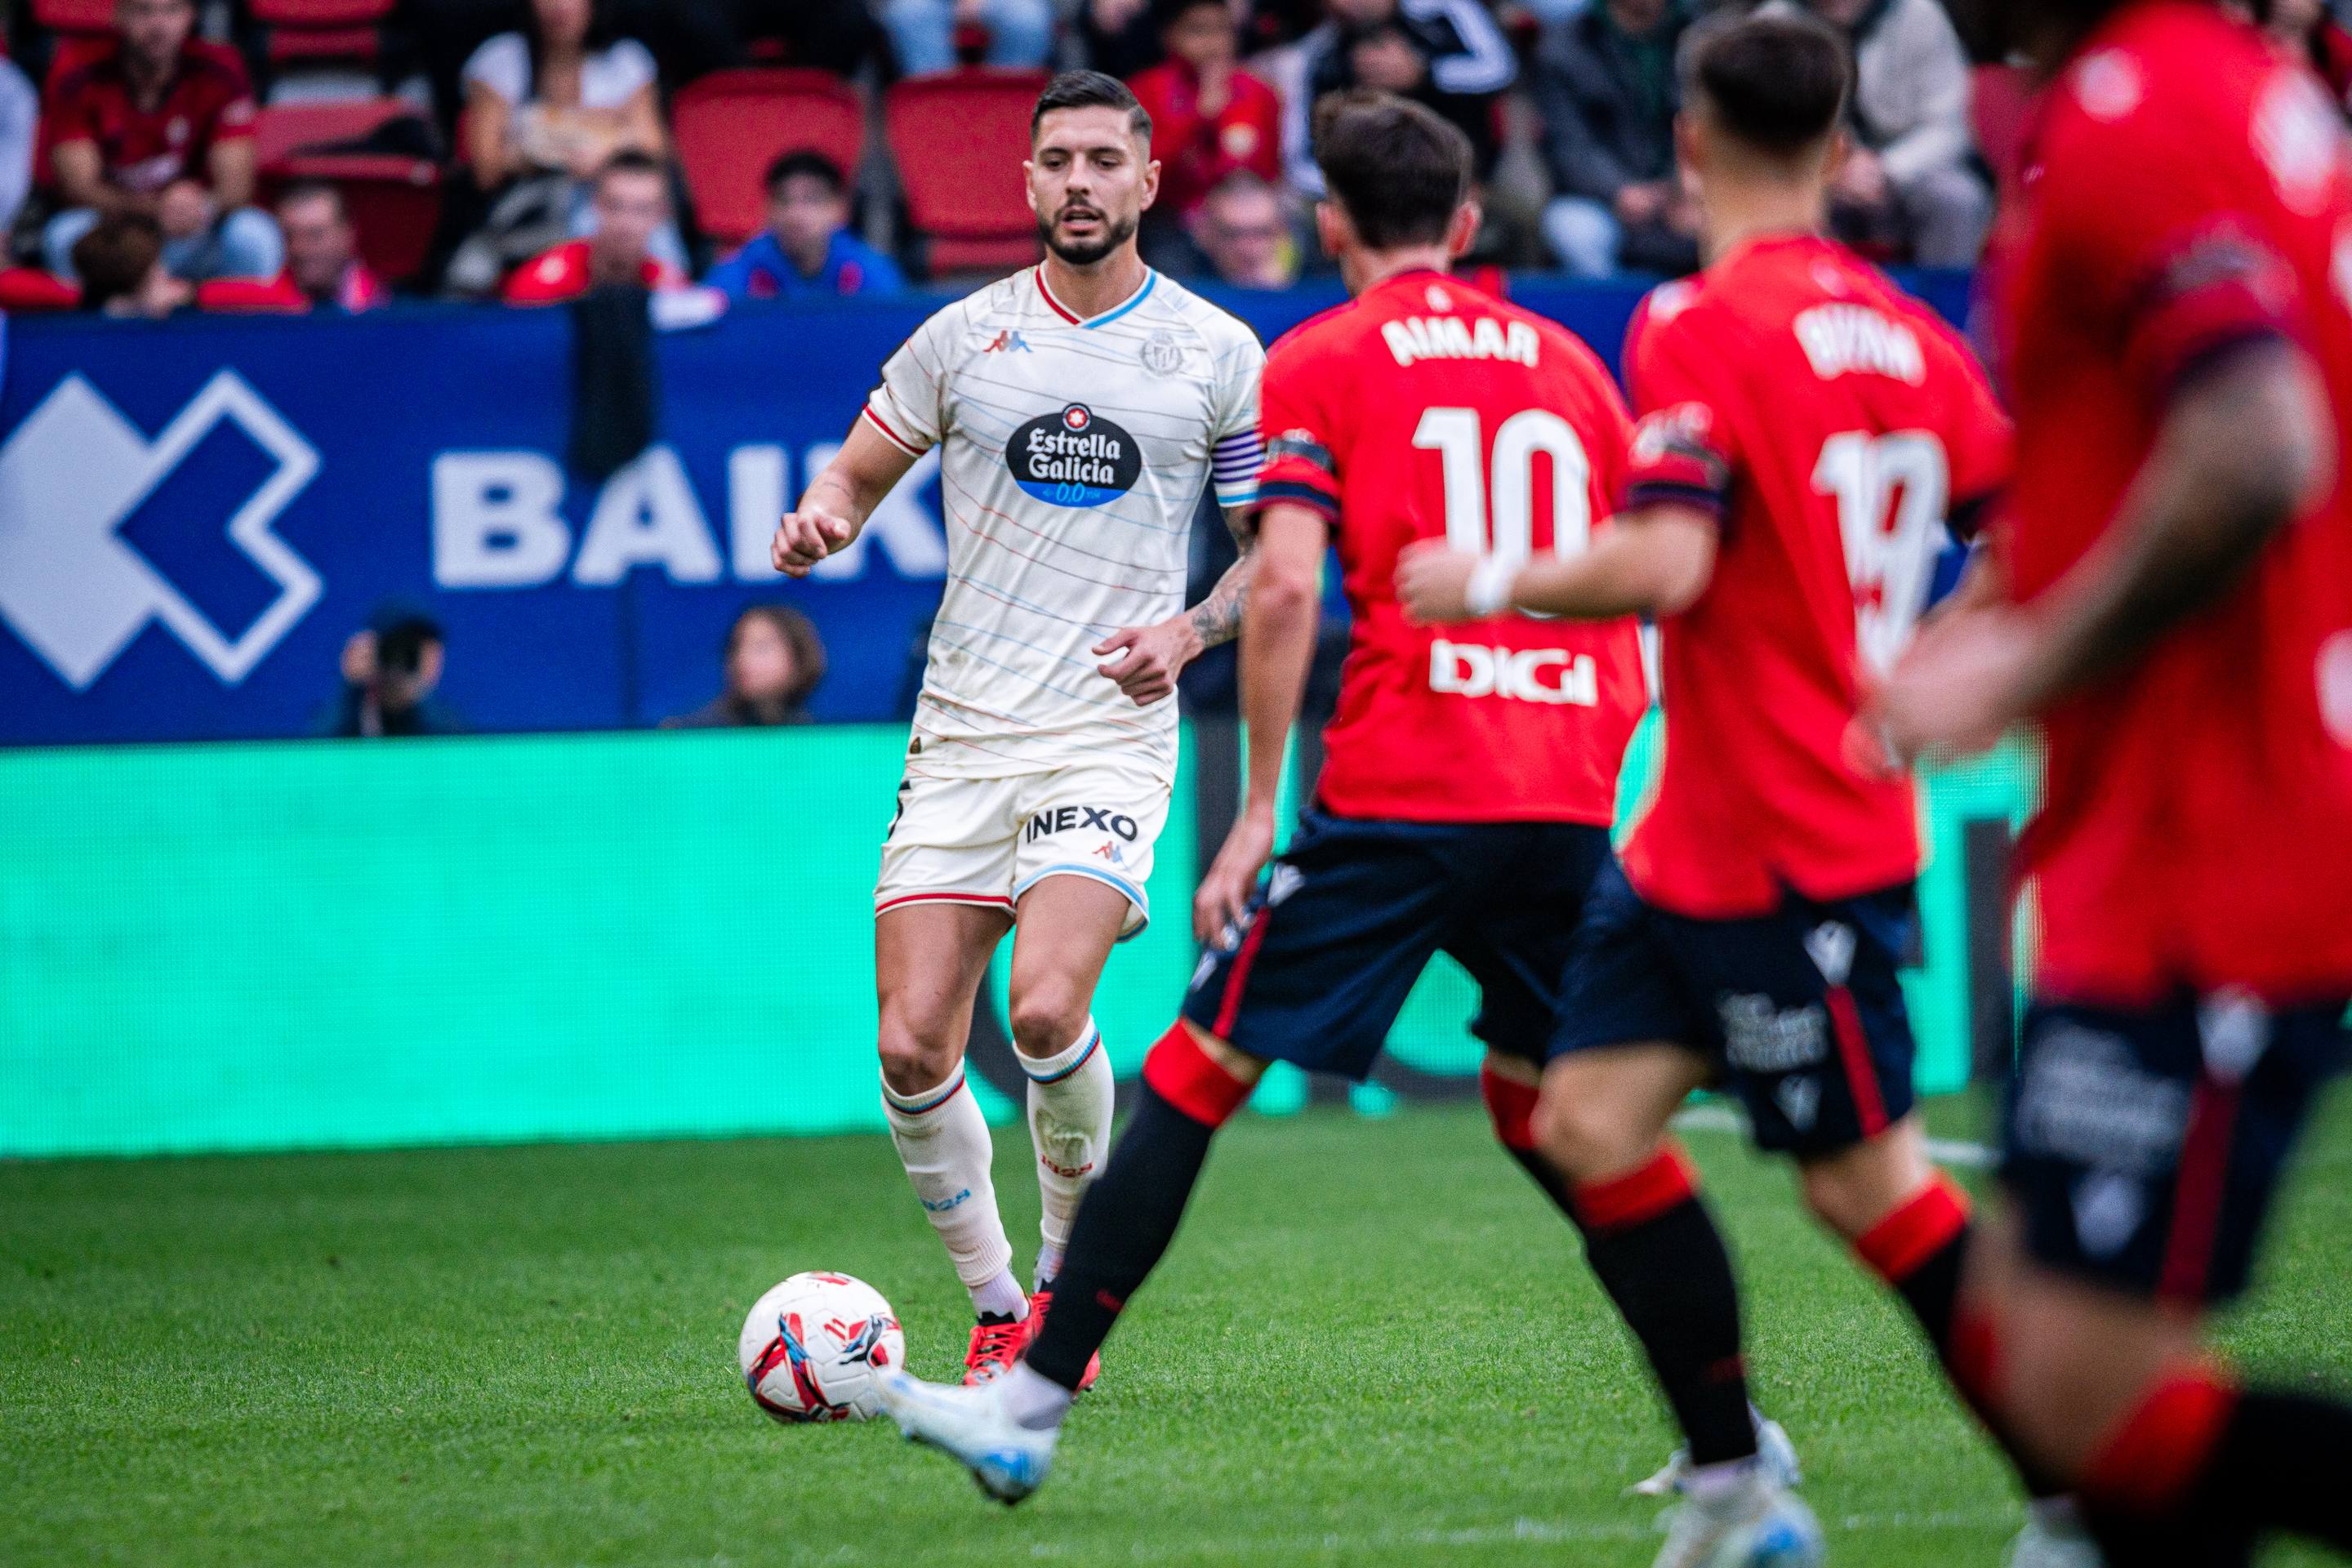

{"left": 1084, "top": 270, "right": 1156, "bottom": 330}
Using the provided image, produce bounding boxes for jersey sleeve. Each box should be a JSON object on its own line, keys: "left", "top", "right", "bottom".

{"left": 1253, "top": 334, "right": 1342, "bottom": 527}
{"left": 1621, "top": 305, "right": 1744, "bottom": 519}
{"left": 1209, "top": 327, "right": 1267, "bottom": 513}
{"left": 2041, "top": 73, "right": 2316, "bottom": 397}
{"left": 863, "top": 300, "right": 958, "bottom": 457}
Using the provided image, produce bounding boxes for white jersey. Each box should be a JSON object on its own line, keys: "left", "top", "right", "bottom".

{"left": 862, "top": 265, "right": 1264, "bottom": 783}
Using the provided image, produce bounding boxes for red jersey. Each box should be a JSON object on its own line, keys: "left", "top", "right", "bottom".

{"left": 1992, "top": 0, "right": 2352, "bottom": 1004}
{"left": 1619, "top": 238, "right": 2011, "bottom": 918}
{"left": 1257, "top": 269, "right": 1646, "bottom": 825}
{"left": 502, "top": 240, "right": 686, "bottom": 305}
{"left": 1125, "top": 62, "right": 1283, "bottom": 216}
{"left": 45, "top": 41, "right": 255, "bottom": 194}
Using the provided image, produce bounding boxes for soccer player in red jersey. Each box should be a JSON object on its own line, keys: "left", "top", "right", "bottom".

{"left": 877, "top": 91, "right": 1665, "bottom": 1504}
{"left": 1402, "top": 16, "right": 2012, "bottom": 1563}
{"left": 1876, "top": 0, "right": 2352, "bottom": 1559}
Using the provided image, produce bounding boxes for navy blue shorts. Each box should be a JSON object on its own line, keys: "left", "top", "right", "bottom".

{"left": 2003, "top": 994, "right": 2350, "bottom": 1307}
{"left": 1548, "top": 858, "right": 1920, "bottom": 1157}
{"left": 1182, "top": 808, "right": 1615, "bottom": 1080}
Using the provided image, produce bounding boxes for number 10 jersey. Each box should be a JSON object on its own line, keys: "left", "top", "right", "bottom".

{"left": 1254, "top": 269, "right": 1648, "bottom": 826}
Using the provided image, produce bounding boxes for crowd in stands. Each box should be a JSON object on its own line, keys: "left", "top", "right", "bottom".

{"left": 2, "top": 0, "right": 2350, "bottom": 318}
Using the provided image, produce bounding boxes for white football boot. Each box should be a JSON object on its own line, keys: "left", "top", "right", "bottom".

{"left": 875, "top": 1368, "right": 1057, "bottom": 1506}
{"left": 2004, "top": 1499, "right": 2105, "bottom": 1568}
{"left": 1633, "top": 1409, "right": 1805, "bottom": 1498}
{"left": 1652, "top": 1467, "right": 1825, "bottom": 1568}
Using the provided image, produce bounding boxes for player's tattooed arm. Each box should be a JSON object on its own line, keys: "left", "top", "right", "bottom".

{"left": 1095, "top": 509, "right": 1257, "bottom": 706}
{"left": 771, "top": 417, "right": 920, "bottom": 578}
{"left": 1879, "top": 340, "right": 2330, "bottom": 759}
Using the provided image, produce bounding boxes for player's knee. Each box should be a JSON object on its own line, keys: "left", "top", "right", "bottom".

{"left": 1534, "top": 1085, "right": 1644, "bottom": 1180}
{"left": 1797, "top": 1121, "right": 1933, "bottom": 1241}
{"left": 876, "top": 1014, "right": 964, "bottom": 1097}
{"left": 1007, "top": 982, "right": 1090, "bottom": 1061}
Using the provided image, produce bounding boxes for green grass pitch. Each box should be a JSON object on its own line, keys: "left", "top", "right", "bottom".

{"left": 7, "top": 1094, "right": 2350, "bottom": 1567}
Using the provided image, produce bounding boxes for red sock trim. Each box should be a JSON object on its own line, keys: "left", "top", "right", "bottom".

{"left": 1142, "top": 1023, "right": 1252, "bottom": 1128}
{"left": 2081, "top": 1365, "right": 2240, "bottom": 1516}
{"left": 1855, "top": 1175, "right": 1973, "bottom": 1286}
{"left": 1479, "top": 1066, "right": 1539, "bottom": 1152}
{"left": 1572, "top": 1143, "right": 1699, "bottom": 1234}
{"left": 1948, "top": 1303, "right": 2002, "bottom": 1416}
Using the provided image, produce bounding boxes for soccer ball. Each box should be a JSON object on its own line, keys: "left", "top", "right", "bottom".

{"left": 737, "top": 1272, "right": 905, "bottom": 1423}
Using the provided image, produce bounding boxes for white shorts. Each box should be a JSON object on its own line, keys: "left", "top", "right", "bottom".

{"left": 874, "top": 763, "right": 1172, "bottom": 938}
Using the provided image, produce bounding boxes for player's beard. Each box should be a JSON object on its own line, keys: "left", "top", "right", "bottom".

{"left": 1041, "top": 205, "right": 1138, "bottom": 268}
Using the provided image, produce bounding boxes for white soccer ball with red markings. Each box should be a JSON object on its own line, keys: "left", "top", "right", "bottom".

{"left": 737, "top": 1272, "right": 905, "bottom": 1423}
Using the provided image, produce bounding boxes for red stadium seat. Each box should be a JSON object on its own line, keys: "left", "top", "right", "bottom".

{"left": 0, "top": 267, "right": 81, "bottom": 312}
{"left": 249, "top": 0, "right": 394, "bottom": 69}
{"left": 1971, "top": 63, "right": 2035, "bottom": 189}
{"left": 884, "top": 68, "right": 1050, "bottom": 278}
{"left": 30, "top": 0, "right": 114, "bottom": 34}
{"left": 196, "top": 276, "right": 307, "bottom": 313}
{"left": 672, "top": 69, "right": 866, "bottom": 247}
{"left": 254, "top": 100, "right": 443, "bottom": 285}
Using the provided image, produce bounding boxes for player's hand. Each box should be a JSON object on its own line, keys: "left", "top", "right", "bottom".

{"left": 1094, "top": 618, "right": 1205, "bottom": 707}
{"left": 1394, "top": 541, "right": 1482, "bottom": 625}
{"left": 1195, "top": 804, "right": 1277, "bottom": 946}
{"left": 770, "top": 507, "right": 856, "bottom": 578}
{"left": 1872, "top": 604, "right": 2034, "bottom": 764}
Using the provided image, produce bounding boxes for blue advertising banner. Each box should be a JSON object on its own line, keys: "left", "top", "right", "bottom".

{"left": 0, "top": 274, "right": 1970, "bottom": 746}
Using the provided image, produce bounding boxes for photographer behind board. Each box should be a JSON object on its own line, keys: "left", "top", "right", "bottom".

{"left": 315, "top": 608, "right": 468, "bottom": 739}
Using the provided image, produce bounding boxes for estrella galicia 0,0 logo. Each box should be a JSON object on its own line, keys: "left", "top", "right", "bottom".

{"left": 1009, "top": 403, "right": 1141, "bottom": 510}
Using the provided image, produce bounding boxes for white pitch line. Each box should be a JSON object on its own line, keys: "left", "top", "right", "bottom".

{"left": 1671, "top": 1103, "right": 1998, "bottom": 1169}
{"left": 1018, "top": 1505, "right": 2020, "bottom": 1561}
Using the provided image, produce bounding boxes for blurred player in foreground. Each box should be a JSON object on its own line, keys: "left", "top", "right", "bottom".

{"left": 1877, "top": 0, "right": 2352, "bottom": 1560}
{"left": 1401, "top": 17, "right": 2016, "bottom": 1566}
{"left": 880, "top": 88, "right": 1690, "bottom": 1506}
{"left": 770, "top": 70, "right": 1267, "bottom": 1388}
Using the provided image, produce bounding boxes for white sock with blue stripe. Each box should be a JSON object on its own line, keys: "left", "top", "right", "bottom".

{"left": 1022, "top": 1017, "right": 1113, "bottom": 1290}
{"left": 881, "top": 1064, "right": 1024, "bottom": 1321}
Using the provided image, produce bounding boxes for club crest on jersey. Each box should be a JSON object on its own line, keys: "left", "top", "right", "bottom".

{"left": 1141, "top": 330, "right": 1184, "bottom": 376}
{"left": 1009, "top": 403, "right": 1143, "bottom": 509}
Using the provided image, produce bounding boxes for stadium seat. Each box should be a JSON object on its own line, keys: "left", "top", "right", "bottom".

{"left": 254, "top": 99, "right": 443, "bottom": 285}
{"left": 30, "top": 0, "right": 114, "bottom": 34}
{"left": 0, "top": 267, "right": 81, "bottom": 311}
{"left": 248, "top": 0, "right": 394, "bottom": 71}
{"left": 884, "top": 68, "right": 1049, "bottom": 277}
{"left": 1971, "top": 63, "right": 2034, "bottom": 188}
{"left": 195, "top": 276, "right": 306, "bottom": 313}
{"left": 672, "top": 69, "right": 866, "bottom": 247}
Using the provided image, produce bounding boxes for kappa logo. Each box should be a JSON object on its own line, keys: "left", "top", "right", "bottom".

{"left": 985, "top": 329, "right": 1034, "bottom": 354}
{"left": 0, "top": 372, "right": 321, "bottom": 689}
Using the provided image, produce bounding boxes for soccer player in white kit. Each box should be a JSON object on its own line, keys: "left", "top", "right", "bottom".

{"left": 771, "top": 71, "right": 1266, "bottom": 1386}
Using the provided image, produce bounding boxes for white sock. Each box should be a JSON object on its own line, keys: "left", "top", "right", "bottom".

{"left": 1682, "top": 1457, "right": 1761, "bottom": 1503}
{"left": 998, "top": 1360, "right": 1075, "bottom": 1432}
{"left": 881, "top": 1065, "right": 1024, "bottom": 1321}
{"left": 1021, "top": 1017, "right": 1114, "bottom": 1290}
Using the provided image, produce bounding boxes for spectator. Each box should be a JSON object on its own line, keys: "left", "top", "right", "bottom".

{"left": 446, "top": 0, "right": 684, "bottom": 294}
{"left": 41, "top": 0, "right": 282, "bottom": 285}
{"left": 1127, "top": 0, "right": 1284, "bottom": 222}
{"left": 1531, "top": 0, "right": 1699, "bottom": 277}
{"left": 1285, "top": 0, "right": 1518, "bottom": 194}
{"left": 0, "top": 45, "right": 33, "bottom": 241}
{"left": 1080, "top": 0, "right": 1168, "bottom": 78}
{"left": 882, "top": 0, "right": 1056, "bottom": 75}
{"left": 705, "top": 151, "right": 905, "bottom": 301}
{"left": 663, "top": 604, "right": 826, "bottom": 728}
{"left": 316, "top": 609, "right": 466, "bottom": 738}
{"left": 504, "top": 149, "right": 688, "bottom": 303}
{"left": 275, "top": 183, "right": 389, "bottom": 310}
{"left": 1764, "top": 0, "right": 1990, "bottom": 267}
{"left": 73, "top": 212, "right": 190, "bottom": 317}
{"left": 1193, "top": 172, "right": 1298, "bottom": 287}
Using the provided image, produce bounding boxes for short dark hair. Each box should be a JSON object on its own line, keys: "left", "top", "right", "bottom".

{"left": 765, "top": 149, "right": 847, "bottom": 197}
{"left": 1031, "top": 69, "right": 1153, "bottom": 145}
{"left": 1311, "top": 90, "right": 1472, "bottom": 249}
{"left": 1686, "top": 12, "right": 1851, "bottom": 159}
{"left": 277, "top": 180, "right": 346, "bottom": 218}
{"left": 595, "top": 148, "right": 669, "bottom": 189}
{"left": 1152, "top": 0, "right": 1230, "bottom": 27}
{"left": 73, "top": 213, "right": 163, "bottom": 311}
